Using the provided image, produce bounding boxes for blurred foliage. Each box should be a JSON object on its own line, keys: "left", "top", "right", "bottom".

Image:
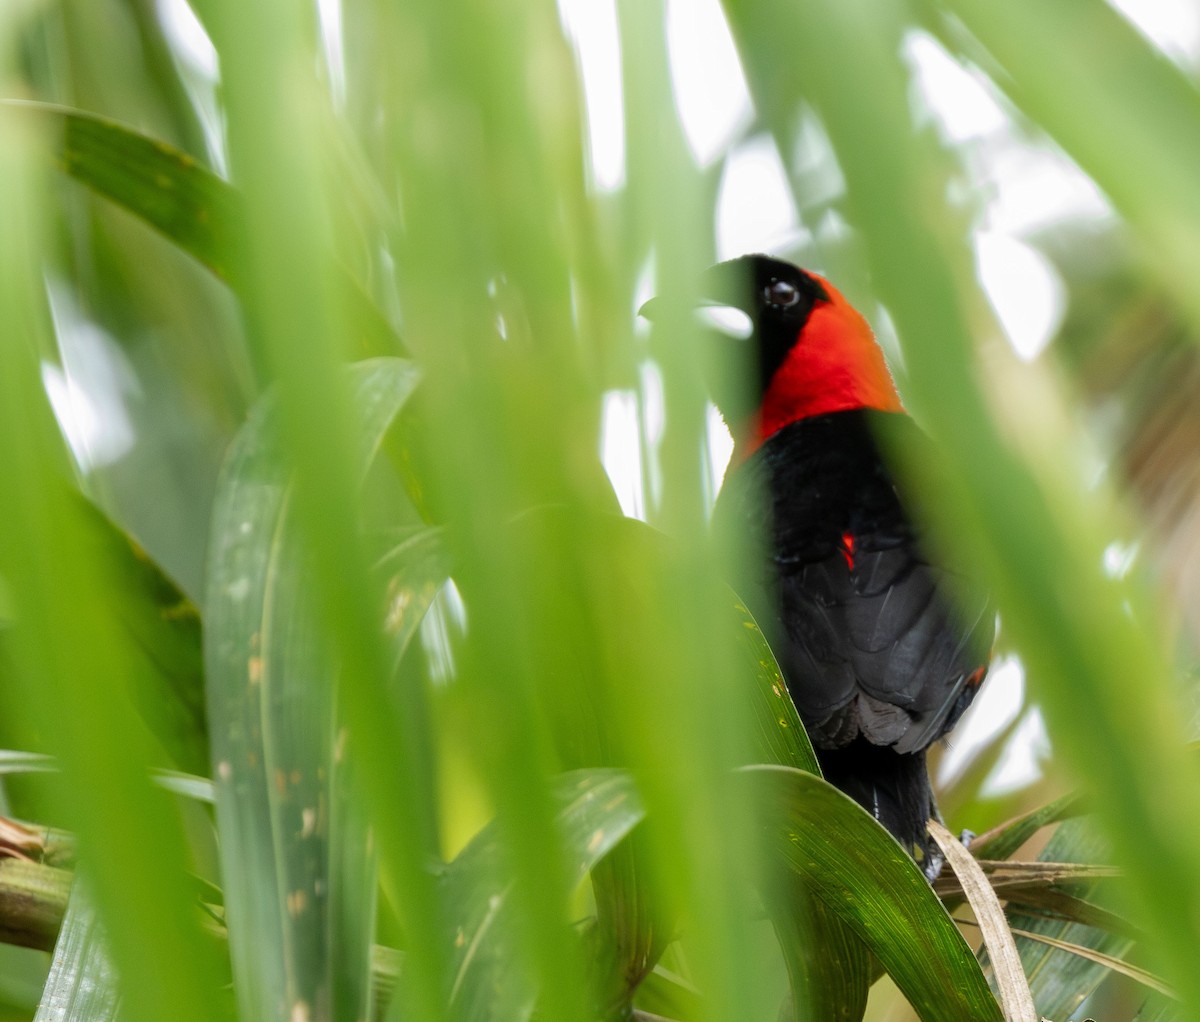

{"left": 1, "top": 0, "right": 1199, "bottom": 1020}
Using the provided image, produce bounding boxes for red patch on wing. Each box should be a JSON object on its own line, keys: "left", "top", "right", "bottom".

{"left": 840, "top": 531, "right": 856, "bottom": 570}
{"left": 965, "top": 666, "right": 987, "bottom": 689}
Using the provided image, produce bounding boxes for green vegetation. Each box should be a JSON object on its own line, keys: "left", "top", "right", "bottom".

{"left": 1, "top": 1, "right": 1198, "bottom": 1019}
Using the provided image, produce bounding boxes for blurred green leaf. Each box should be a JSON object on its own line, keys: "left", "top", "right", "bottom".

{"left": 632, "top": 965, "right": 704, "bottom": 1021}
{"left": 928, "top": 0, "right": 1200, "bottom": 330}
{"left": 0, "top": 99, "right": 402, "bottom": 370}
{"left": 0, "top": 97, "right": 230, "bottom": 1022}
{"left": 74, "top": 499, "right": 209, "bottom": 775}
{"left": 0, "top": 752, "right": 55, "bottom": 776}
{"left": 1, "top": 100, "right": 242, "bottom": 282}
{"left": 437, "top": 769, "right": 645, "bottom": 1022}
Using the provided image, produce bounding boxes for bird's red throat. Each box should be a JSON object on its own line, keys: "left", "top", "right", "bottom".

{"left": 736, "top": 276, "right": 903, "bottom": 461}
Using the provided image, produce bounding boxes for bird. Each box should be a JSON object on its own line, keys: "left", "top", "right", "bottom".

{"left": 647, "top": 254, "right": 993, "bottom": 877}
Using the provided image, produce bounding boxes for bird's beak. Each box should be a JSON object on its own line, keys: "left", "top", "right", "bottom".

{"left": 640, "top": 260, "right": 753, "bottom": 321}
{"left": 638, "top": 294, "right": 751, "bottom": 341}
{"left": 637, "top": 294, "right": 732, "bottom": 322}
{"left": 637, "top": 296, "right": 661, "bottom": 321}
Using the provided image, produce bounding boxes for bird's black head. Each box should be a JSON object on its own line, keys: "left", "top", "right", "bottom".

{"left": 697, "top": 255, "right": 830, "bottom": 399}
{"left": 640, "top": 253, "right": 898, "bottom": 454}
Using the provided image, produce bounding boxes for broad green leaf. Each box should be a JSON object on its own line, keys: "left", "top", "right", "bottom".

{"left": 3, "top": 100, "right": 241, "bottom": 283}
{"left": 732, "top": 597, "right": 819, "bottom": 775}
{"left": 206, "top": 357, "right": 418, "bottom": 1022}
{"left": 0, "top": 100, "right": 401, "bottom": 367}
{"left": 33, "top": 890, "right": 117, "bottom": 1022}
{"left": 74, "top": 499, "right": 208, "bottom": 775}
{"left": 0, "top": 103, "right": 228, "bottom": 1022}
{"left": 439, "top": 769, "right": 645, "bottom": 1022}
{"left": 501, "top": 509, "right": 817, "bottom": 1016}
{"left": 772, "top": 881, "right": 870, "bottom": 1022}
{"left": 740, "top": 765, "right": 1002, "bottom": 1022}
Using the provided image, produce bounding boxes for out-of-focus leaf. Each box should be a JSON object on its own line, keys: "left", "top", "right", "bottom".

{"left": 500, "top": 509, "right": 819, "bottom": 1016}
{"left": 32, "top": 889, "right": 117, "bottom": 1022}
{"left": 439, "top": 768, "right": 645, "bottom": 1022}
{"left": 632, "top": 965, "right": 703, "bottom": 1020}
{"left": 74, "top": 499, "right": 208, "bottom": 775}
{"left": 151, "top": 771, "right": 216, "bottom": 805}
{"left": 928, "top": 0, "right": 1200, "bottom": 331}
{"left": 773, "top": 881, "right": 871, "bottom": 1022}
{"left": 1133, "top": 991, "right": 1182, "bottom": 1022}
{"left": 0, "top": 103, "right": 229, "bottom": 1022}
{"left": 206, "top": 357, "right": 418, "bottom": 1022}
{"left": 0, "top": 752, "right": 54, "bottom": 776}
{"left": 0, "top": 100, "right": 402, "bottom": 367}
{"left": 1, "top": 100, "right": 241, "bottom": 282}
{"left": 374, "top": 528, "right": 451, "bottom": 671}
{"left": 741, "top": 765, "right": 1002, "bottom": 1022}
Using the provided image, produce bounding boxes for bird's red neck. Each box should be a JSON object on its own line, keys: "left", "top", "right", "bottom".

{"left": 733, "top": 275, "right": 903, "bottom": 463}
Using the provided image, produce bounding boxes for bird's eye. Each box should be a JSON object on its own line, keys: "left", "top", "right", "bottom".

{"left": 765, "top": 279, "right": 801, "bottom": 308}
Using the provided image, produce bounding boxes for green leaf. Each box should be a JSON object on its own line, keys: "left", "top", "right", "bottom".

{"left": 32, "top": 888, "right": 118, "bottom": 1022}
{"left": 74, "top": 500, "right": 208, "bottom": 775}
{"left": 0, "top": 751, "right": 55, "bottom": 776}
{"left": 740, "top": 764, "right": 1002, "bottom": 1022}
{"left": 968, "top": 791, "right": 1088, "bottom": 864}
{"left": 0, "top": 100, "right": 402, "bottom": 367}
{"left": 205, "top": 356, "right": 419, "bottom": 1022}
{"left": 1008, "top": 818, "right": 1132, "bottom": 1021}
{"left": 773, "top": 883, "right": 871, "bottom": 1022}
{"left": 732, "top": 596, "right": 819, "bottom": 775}
{"left": 502, "top": 510, "right": 818, "bottom": 1016}
{"left": 439, "top": 768, "right": 646, "bottom": 1022}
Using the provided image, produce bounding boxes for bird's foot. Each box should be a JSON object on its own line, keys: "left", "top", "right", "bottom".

{"left": 922, "top": 845, "right": 945, "bottom": 883}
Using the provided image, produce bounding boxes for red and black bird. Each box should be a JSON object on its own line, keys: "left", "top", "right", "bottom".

{"left": 663, "top": 254, "right": 993, "bottom": 876}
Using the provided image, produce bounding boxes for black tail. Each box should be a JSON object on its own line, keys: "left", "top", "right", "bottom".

{"left": 815, "top": 740, "right": 939, "bottom": 875}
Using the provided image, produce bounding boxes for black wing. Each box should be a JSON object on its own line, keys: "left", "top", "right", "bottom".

{"left": 716, "top": 410, "right": 993, "bottom": 755}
